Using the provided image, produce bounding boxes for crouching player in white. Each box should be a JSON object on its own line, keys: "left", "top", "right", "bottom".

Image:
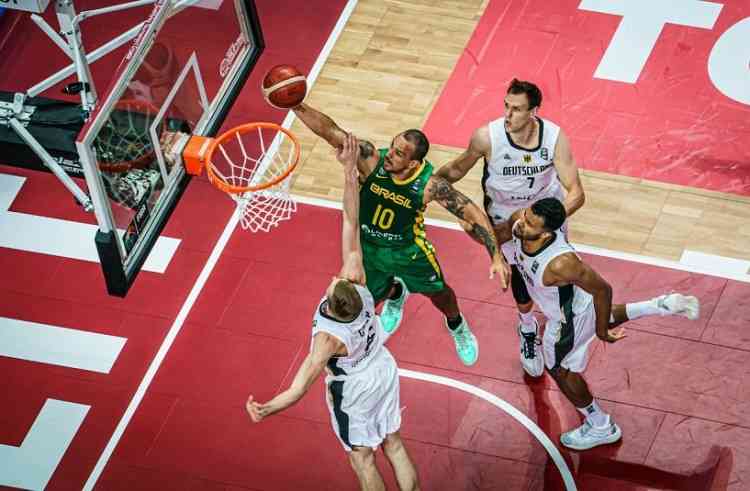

{"left": 507, "top": 197, "right": 700, "bottom": 450}
{"left": 246, "top": 134, "right": 420, "bottom": 490}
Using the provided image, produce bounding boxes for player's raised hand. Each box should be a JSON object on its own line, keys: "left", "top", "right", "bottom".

{"left": 336, "top": 132, "right": 360, "bottom": 183}
{"left": 245, "top": 395, "right": 270, "bottom": 423}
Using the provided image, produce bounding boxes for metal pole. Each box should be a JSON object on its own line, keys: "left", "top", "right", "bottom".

{"left": 75, "top": 0, "right": 156, "bottom": 22}
{"left": 26, "top": 23, "right": 143, "bottom": 98}
{"left": 54, "top": 0, "right": 97, "bottom": 111}
{"left": 7, "top": 117, "right": 93, "bottom": 212}
{"left": 30, "top": 14, "right": 74, "bottom": 59}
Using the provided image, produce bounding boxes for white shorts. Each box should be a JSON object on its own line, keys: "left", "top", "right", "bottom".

{"left": 325, "top": 348, "right": 401, "bottom": 452}
{"left": 543, "top": 303, "right": 597, "bottom": 373}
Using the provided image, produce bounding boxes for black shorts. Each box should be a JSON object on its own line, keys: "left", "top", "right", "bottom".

{"left": 511, "top": 265, "right": 532, "bottom": 305}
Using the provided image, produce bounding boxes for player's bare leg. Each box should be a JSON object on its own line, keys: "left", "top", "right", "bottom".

{"left": 552, "top": 295, "right": 700, "bottom": 451}
{"left": 383, "top": 432, "right": 420, "bottom": 491}
{"left": 614, "top": 294, "right": 701, "bottom": 326}
{"left": 423, "top": 285, "right": 478, "bottom": 366}
{"left": 548, "top": 366, "right": 622, "bottom": 451}
{"left": 348, "top": 446, "right": 386, "bottom": 491}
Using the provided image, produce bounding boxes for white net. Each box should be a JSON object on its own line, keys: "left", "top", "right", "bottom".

{"left": 93, "top": 101, "right": 159, "bottom": 173}
{"left": 208, "top": 124, "right": 298, "bottom": 232}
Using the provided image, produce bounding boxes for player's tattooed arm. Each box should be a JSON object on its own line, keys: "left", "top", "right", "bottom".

{"left": 427, "top": 176, "right": 493, "bottom": 252}
{"left": 427, "top": 176, "right": 510, "bottom": 289}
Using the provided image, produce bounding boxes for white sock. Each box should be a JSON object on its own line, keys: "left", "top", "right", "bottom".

{"left": 578, "top": 399, "right": 609, "bottom": 428}
{"left": 518, "top": 311, "right": 537, "bottom": 334}
{"left": 625, "top": 298, "right": 661, "bottom": 320}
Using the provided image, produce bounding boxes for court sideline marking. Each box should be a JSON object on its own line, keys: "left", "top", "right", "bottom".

{"left": 294, "top": 194, "right": 750, "bottom": 284}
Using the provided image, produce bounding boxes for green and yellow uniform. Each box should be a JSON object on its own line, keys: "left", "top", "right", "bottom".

{"left": 360, "top": 149, "right": 445, "bottom": 301}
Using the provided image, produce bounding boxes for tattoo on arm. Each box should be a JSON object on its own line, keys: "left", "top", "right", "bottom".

{"left": 429, "top": 177, "right": 472, "bottom": 220}
{"left": 471, "top": 223, "right": 498, "bottom": 258}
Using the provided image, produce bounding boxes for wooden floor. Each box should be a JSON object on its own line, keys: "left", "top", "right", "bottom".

{"left": 288, "top": 0, "right": 750, "bottom": 265}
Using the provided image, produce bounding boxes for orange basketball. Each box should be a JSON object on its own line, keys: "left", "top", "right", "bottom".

{"left": 262, "top": 64, "right": 307, "bottom": 109}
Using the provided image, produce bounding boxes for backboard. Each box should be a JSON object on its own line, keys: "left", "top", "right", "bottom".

{"left": 76, "top": 0, "right": 264, "bottom": 296}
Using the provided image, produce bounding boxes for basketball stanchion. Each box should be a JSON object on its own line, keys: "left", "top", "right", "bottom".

{"left": 178, "top": 122, "right": 301, "bottom": 232}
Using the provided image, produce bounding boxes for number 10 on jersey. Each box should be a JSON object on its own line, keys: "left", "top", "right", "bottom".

{"left": 372, "top": 204, "right": 395, "bottom": 230}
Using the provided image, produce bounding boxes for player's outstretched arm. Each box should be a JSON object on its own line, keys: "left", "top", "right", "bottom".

{"left": 246, "top": 333, "right": 343, "bottom": 422}
{"left": 292, "top": 104, "right": 377, "bottom": 179}
{"left": 425, "top": 176, "right": 510, "bottom": 290}
{"left": 553, "top": 130, "right": 585, "bottom": 217}
{"left": 435, "top": 126, "right": 491, "bottom": 183}
{"left": 545, "top": 254, "right": 624, "bottom": 343}
{"left": 292, "top": 103, "right": 347, "bottom": 148}
{"left": 337, "top": 133, "right": 366, "bottom": 286}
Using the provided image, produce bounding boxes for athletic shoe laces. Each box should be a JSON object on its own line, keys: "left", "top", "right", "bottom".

{"left": 521, "top": 331, "right": 539, "bottom": 359}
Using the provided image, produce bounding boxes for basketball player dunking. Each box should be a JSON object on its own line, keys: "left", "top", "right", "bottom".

{"left": 289, "top": 102, "right": 510, "bottom": 367}
{"left": 437, "top": 79, "right": 585, "bottom": 377}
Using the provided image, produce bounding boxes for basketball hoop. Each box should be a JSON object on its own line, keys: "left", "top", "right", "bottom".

{"left": 182, "top": 122, "right": 300, "bottom": 232}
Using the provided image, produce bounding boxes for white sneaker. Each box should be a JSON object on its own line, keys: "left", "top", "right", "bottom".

{"left": 560, "top": 418, "right": 622, "bottom": 451}
{"left": 655, "top": 293, "right": 700, "bottom": 320}
{"left": 519, "top": 319, "right": 544, "bottom": 377}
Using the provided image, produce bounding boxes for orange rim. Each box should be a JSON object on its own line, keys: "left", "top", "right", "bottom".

{"left": 205, "top": 122, "right": 300, "bottom": 194}
{"left": 96, "top": 99, "right": 162, "bottom": 173}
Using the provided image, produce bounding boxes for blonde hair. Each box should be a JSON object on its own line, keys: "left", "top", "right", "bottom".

{"left": 328, "top": 280, "right": 363, "bottom": 320}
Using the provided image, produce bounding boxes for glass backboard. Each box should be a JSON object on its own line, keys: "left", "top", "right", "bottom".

{"left": 75, "top": 0, "right": 264, "bottom": 296}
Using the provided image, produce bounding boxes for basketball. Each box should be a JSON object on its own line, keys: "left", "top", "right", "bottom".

{"left": 262, "top": 64, "right": 307, "bottom": 109}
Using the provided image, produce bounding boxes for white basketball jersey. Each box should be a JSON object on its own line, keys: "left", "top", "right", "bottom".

{"left": 311, "top": 283, "right": 385, "bottom": 376}
{"left": 484, "top": 117, "right": 564, "bottom": 220}
{"left": 511, "top": 232, "right": 592, "bottom": 324}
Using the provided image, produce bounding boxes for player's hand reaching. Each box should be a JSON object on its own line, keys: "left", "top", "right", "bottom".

{"left": 489, "top": 256, "right": 511, "bottom": 291}
{"left": 336, "top": 132, "right": 360, "bottom": 184}
{"left": 598, "top": 326, "right": 626, "bottom": 343}
{"left": 245, "top": 395, "right": 271, "bottom": 423}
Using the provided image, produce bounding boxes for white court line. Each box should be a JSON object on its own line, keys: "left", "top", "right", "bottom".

{"left": 0, "top": 317, "right": 126, "bottom": 374}
{"left": 83, "top": 1, "right": 361, "bottom": 489}
{"left": 292, "top": 194, "right": 750, "bottom": 284}
{"left": 0, "top": 174, "right": 180, "bottom": 273}
{"left": 400, "top": 369, "right": 576, "bottom": 490}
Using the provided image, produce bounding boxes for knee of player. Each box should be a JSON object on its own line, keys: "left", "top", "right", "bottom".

{"left": 383, "top": 432, "right": 404, "bottom": 453}
{"left": 348, "top": 446, "right": 376, "bottom": 470}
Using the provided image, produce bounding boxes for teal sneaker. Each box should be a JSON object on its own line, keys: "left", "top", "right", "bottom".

{"left": 446, "top": 316, "right": 478, "bottom": 366}
{"left": 380, "top": 277, "right": 409, "bottom": 334}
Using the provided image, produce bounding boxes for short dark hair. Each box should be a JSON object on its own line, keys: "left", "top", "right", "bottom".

{"left": 402, "top": 129, "right": 429, "bottom": 162}
{"left": 507, "top": 78, "right": 542, "bottom": 110}
{"left": 328, "top": 279, "right": 363, "bottom": 320}
{"left": 531, "top": 198, "right": 566, "bottom": 232}
{"left": 358, "top": 139, "right": 375, "bottom": 160}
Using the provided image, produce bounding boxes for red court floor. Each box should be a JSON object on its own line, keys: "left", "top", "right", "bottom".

{"left": 1, "top": 0, "right": 748, "bottom": 489}
{"left": 2, "top": 192, "right": 745, "bottom": 490}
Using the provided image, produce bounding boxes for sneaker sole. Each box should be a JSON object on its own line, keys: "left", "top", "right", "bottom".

{"left": 561, "top": 424, "right": 622, "bottom": 451}
{"left": 521, "top": 365, "right": 544, "bottom": 377}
